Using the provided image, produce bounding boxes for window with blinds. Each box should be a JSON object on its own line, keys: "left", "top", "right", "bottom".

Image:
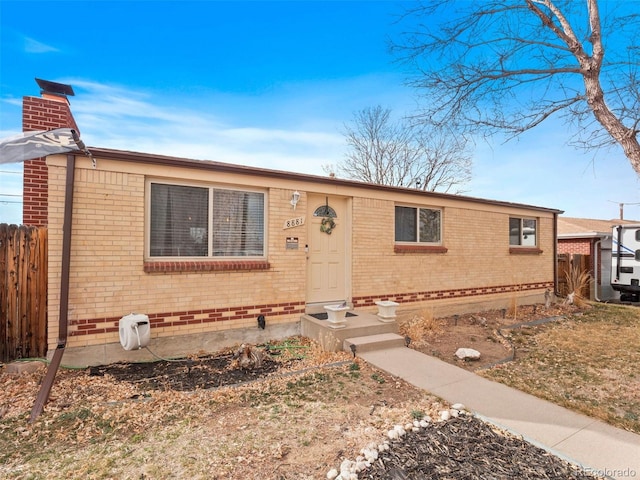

{"left": 149, "top": 182, "right": 265, "bottom": 258}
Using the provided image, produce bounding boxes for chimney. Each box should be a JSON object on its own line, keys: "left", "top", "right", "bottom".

{"left": 22, "top": 79, "right": 78, "bottom": 226}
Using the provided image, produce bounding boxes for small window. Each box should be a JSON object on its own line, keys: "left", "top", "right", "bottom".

{"left": 313, "top": 205, "right": 337, "bottom": 218}
{"left": 635, "top": 230, "right": 640, "bottom": 242}
{"left": 149, "top": 182, "right": 265, "bottom": 258}
{"left": 395, "top": 206, "right": 441, "bottom": 244}
{"left": 509, "top": 217, "right": 537, "bottom": 246}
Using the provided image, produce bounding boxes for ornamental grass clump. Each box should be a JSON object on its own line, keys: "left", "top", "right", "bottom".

{"left": 565, "top": 262, "right": 592, "bottom": 308}
{"left": 398, "top": 309, "right": 444, "bottom": 347}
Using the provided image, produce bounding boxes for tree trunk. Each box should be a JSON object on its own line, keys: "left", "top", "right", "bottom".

{"left": 584, "top": 72, "right": 640, "bottom": 175}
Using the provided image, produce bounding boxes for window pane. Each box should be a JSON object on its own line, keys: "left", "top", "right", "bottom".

{"left": 419, "top": 208, "right": 441, "bottom": 243}
{"left": 522, "top": 219, "right": 536, "bottom": 246}
{"left": 395, "top": 206, "right": 416, "bottom": 242}
{"left": 509, "top": 217, "right": 521, "bottom": 245}
{"left": 150, "top": 184, "right": 209, "bottom": 256}
{"left": 313, "top": 205, "right": 337, "bottom": 218}
{"left": 213, "top": 189, "right": 264, "bottom": 256}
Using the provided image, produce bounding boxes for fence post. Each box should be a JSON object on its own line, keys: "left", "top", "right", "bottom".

{"left": 0, "top": 224, "right": 7, "bottom": 362}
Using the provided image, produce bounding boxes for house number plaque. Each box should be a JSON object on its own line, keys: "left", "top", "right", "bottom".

{"left": 283, "top": 216, "right": 305, "bottom": 230}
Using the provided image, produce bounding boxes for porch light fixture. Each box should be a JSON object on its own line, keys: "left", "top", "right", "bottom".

{"left": 290, "top": 190, "right": 300, "bottom": 210}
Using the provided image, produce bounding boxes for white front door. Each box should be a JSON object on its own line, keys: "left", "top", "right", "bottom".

{"left": 306, "top": 194, "right": 348, "bottom": 304}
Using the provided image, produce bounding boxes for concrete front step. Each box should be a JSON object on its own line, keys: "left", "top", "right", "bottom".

{"left": 343, "top": 333, "right": 406, "bottom": 354}
{"left": 301, "top": 311, "right": 399, "bottom": 352}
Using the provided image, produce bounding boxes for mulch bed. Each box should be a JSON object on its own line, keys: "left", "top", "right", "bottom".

{"left": 360, "top": 415, "right": 600, "bottom": 480}
{"left": 88, "top": 352, "right": 301, "bottom": 391}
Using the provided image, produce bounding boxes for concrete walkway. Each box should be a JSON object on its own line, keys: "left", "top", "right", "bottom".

{"left": 359, "top": 347, "right": 640, "bottom": 480}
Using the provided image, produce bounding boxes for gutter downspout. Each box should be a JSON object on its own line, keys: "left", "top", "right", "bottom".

{"left": 30, "top": 153, "right": 76, "bottom": 422}
{"left": 615, "top": 225, "right": 622, "bottom": 282}
{"left": 594, "top": 238, "right": 602, "bottom": 302}
{"left": 553, "top": 212, "right": 559, "bottom": 297}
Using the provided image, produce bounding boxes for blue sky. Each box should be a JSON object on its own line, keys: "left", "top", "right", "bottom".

{"left": 1, "top": 0, "right": 639, "bottom": 224}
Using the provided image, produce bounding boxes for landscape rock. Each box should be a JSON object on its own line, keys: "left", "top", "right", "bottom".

{"left": 455, "top": 348, "right": 481, "bottom": 361}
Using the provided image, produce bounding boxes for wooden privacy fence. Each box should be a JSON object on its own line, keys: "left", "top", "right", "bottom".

{"left": 557, "top": 253, "right": 591, "bottom": 299}
{"left": 0, "top": 224, "right": 47, "bottom": 363}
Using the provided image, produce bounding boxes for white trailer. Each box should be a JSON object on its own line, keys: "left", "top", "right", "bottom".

{"left": 611, "top": 224, "right": 640, "bottom": 301}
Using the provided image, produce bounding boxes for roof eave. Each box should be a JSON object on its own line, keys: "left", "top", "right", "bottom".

{"left": 82, "top": 146, "right": 564, "bottom": 215}
{"left": 558, "top": 232, "right": 610, "bottom": 239}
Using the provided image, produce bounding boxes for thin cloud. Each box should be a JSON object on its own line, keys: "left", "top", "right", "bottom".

{"left": 23, "top": 36, "right": 59, "bottom": 53}
{"left": 62, "top": 80, "right": 347, "bottom": 175}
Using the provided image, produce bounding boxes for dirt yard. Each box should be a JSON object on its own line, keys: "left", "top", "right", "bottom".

{"left": 397, "top": 303, "right": 572, "bottom": 371}
{"left": 1, "top": 302, "right": 628, "bottom": 479}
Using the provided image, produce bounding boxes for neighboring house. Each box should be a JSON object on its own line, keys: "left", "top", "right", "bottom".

{"left": 21, "top": 86, "right": 561, "bottom": 367}
{"left": 557, "top": 216, "right": 639, "bottom": 301}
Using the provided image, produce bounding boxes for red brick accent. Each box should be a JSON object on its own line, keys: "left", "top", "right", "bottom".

{"left": 66, "top": 282, "right": 554, "bottom": 337}
{"left": 143, "top": 260, "right": 271, "bottom": 273}
{"left": 352, "top": 282, "right": 554, "bottom": 308}
{"left": 67, "top": 300, "right": 306, "bottom": 336}
{"left": 394, "top": 245, "right": 448, "bottom": 254}
{"left": 22, "top": 95, "right": 78, "bottom": 226}
{"left": 509, "top": 247, "right": 544, "bottom": 255}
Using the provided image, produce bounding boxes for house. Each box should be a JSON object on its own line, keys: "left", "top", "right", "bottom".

{"left": 20, "top": 84, "right": 561, "bottom": 367}
{"left": 557, "top": 216, "right": 639, "bottom": 301}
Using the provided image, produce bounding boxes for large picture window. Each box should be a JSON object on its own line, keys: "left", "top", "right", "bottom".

{"left": 395, "top": 206, "right": 441, "bottom": 244}
{"left": 149, "top": 182, "right": 265, "bottom": 258}
{"left": 509, "top": 217, "right": 537, "bottom": 247}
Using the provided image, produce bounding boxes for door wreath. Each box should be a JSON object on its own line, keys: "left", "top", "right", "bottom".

{"left": 320, "top": 217, "right": 336, "bottom": 235}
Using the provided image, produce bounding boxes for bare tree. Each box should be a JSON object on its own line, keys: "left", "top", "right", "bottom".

{"left": 393, "top": 0, "right": 640, "bottom": 174}
{"left": 327, "top": 106, "right": 471, "bottom": 193}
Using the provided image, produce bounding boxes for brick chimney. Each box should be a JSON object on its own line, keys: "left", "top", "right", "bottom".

{"left": 22, "top": 82, "right": 78, "bottom": 226}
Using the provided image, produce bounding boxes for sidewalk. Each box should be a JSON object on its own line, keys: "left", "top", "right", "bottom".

{"left": 359, "top": 347, "right": 640, "bottom": 480}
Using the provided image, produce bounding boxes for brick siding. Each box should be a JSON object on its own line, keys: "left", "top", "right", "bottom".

{"left": 45, "top": 155, "right": 556, "bottom": 356}
{"left": 351, "top": 197, "right": 555, "bottom": 301}
{"left": 558, "top": 238, "right": 592, "bottom": 256}
{"left": 46, "top": 161, "right": 311, "bottom": 351}
{"left": 22, "top": 95, "right": 78, "bottom": 226}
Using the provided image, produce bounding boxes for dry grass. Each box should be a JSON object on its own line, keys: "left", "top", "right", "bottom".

{"left": 507, "top": 295, "right": 518, "bottom": 320}
{"left": 2, "top": 304, "right": 638, "bottom": 478}
{"left": 397, "top": 308, "right": 446, "bottom": 347}
{"left": 0, "top": 342, "right": 442, "bottom": 480}
{"left": 480, "top": 302, "right": 640, "bottom": 434}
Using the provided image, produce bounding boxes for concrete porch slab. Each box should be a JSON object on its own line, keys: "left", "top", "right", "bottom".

{"left": 300, "top": 310, "right": 399, "bottom": 352}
